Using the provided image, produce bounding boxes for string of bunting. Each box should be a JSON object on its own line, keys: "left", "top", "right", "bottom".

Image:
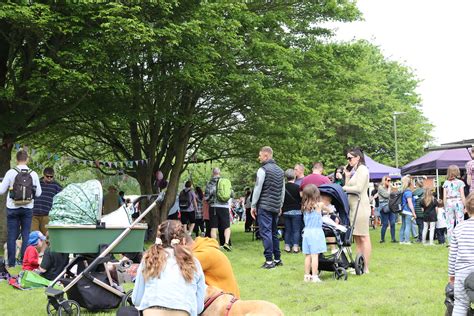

{"left": 14, "top": 143, "right": 150, "bottom": 169}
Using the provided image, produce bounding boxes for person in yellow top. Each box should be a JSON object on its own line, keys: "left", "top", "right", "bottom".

{"left": 186, "top": 236, "right": 240, "bottom": 298}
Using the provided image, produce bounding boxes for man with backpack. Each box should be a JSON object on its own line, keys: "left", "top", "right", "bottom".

{"left": 0, "top": 150, "right": 42, "bottom": 268}
{"left": 205, "top": 167, "right": 233, "bottom": 251}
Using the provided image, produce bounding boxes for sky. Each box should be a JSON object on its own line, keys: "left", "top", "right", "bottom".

{"left": 327, "top": 0, "right": 473, "bottom": 145}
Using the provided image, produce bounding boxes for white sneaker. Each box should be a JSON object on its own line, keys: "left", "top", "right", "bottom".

{"left": 304, "top": 274, "right": 312, "bottom": 282}
{"left": 311, "top": 276, "right": 322, "bottom": 283}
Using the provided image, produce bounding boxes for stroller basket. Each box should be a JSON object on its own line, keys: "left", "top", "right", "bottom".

{"left": 48, "top": 224, "right": 147, "bottom": 254}
{"left": 61, "top": 272, "right": 121, "bottom": 311}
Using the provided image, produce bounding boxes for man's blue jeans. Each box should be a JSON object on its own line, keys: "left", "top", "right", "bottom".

{"left": 6, "top": 207, "right": 33, "bottom": 266}
{"left": 257, "top": 208, "right": 281, "bottom": 262}
{"left": 283, "top": 213, "right": 303, "bottom": 247}
{"left": 399, "top": 213, "right": 413, "bottom": 243}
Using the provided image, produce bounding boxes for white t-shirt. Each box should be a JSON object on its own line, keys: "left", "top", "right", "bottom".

{"left": 0, "top": 165, "right": 42, "bottom": 209}
{"left": 436, "top": 207, "right": 447, "bottom": 229}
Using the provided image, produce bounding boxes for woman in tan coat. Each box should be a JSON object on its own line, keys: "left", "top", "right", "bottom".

{"left": 343, "top": 148, "right": 372, "bottom": 273}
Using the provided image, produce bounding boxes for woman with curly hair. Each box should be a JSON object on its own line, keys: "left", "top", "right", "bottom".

{"left": 132, "top": 220, "right": 206, "bottom": 316}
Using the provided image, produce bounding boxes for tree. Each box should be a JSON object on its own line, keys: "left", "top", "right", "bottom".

{"left": 0, "top": 1, "right": 102, "bottom": 244}
{"left": 34, "top": 1, "right": 361, "bottom": 237}
{"left": 238, "top": 40, "right": 432, "bottom": 171}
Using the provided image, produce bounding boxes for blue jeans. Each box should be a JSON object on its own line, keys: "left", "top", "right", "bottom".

{"left": 6, "top": 207, "right": 33, "bottom": 266}
{"left": 399, "top": 213, "right": 413, "bottom": 243}
{"left": 379, "top": 205, "right": 397, "bottom": 241}
{"left": 257, "top": 208, "right": 281, "bottom": 262}
{"left": 283, "top": 213, "right": 303, "bottom": 247}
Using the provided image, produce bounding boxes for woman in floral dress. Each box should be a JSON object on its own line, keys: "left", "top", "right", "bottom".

{"left": 443, "top": 165, "right": 467, "bottom": 244}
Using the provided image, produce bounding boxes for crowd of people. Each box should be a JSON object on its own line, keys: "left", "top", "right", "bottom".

{"left": 2, "top": 146, "right": 474, "bottom": 314}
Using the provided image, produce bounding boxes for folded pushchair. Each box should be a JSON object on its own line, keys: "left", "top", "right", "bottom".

{"left": 44, "top": 180, "right": 162, "bottom": 315}
{"left": 317, "top": 184, "right": 365, "bottom": 281}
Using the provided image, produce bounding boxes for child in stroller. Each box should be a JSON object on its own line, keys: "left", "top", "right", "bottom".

{"left": 317, "top": 184, "right": 365, "bottom": 280}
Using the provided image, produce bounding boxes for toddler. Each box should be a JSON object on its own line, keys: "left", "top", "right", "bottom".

{"left": 22, "top": 231, "right": 46, "bottom": 272}
{"left": 448, "top": 193, "right": 474, "bottom": 314}
{"left": 301, "top": 184, "right": 327, "bottom": 283}
{"left": 436, "top": 200, "right": 447, "bottom": 245}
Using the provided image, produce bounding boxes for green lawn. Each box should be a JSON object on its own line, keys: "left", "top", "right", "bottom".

{"left": 0, "top": 223, "right": 448, "bottom": 315}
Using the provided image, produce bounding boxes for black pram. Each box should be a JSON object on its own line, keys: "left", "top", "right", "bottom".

{"left": 317, "top": 184, "right": 365, "bottom": 280}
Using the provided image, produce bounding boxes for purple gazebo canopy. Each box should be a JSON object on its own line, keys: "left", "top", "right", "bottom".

{"left": 401, "top": 148, "right": 472, "bottom": 175}
{"left": 365, "top": 155, "right": 401, "bottom": 181}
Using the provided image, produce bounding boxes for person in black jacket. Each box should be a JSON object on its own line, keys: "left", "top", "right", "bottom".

{"left": 251, "top": 146, "right": 285, "bottom": 269}
{"left": 282, "top": 169, "right": 303, "bottom": 253}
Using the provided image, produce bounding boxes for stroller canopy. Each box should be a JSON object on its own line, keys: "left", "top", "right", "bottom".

{"left": 318, "top": 184, "right": 350, "bottom": 226}
{"left": 49, "top": 180, "right": 103, "bottom": 225}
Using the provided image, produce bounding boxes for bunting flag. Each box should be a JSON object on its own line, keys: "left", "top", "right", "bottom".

{"left": 13, "top": 143, "right": 150, "bottom": 170}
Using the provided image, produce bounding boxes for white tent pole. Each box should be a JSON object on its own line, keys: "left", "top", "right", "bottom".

{"left": 436, "top": 169, "right": 440, "bottom": 198}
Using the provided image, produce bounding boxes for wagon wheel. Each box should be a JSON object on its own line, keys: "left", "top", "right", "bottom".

{"left": 354, "top": 254, "right": 365, "bottom": 275}
{"left": 121, "top": 289, "right": 134, "bottom": 307}
{"left": 58, "top": 300, "right": 81, "bottom": 316}
{"left": 333, "top": 267, "right": 347, "bottom": 281}
{"left": 46, "top": 301, "right": 60, "bottom": 316}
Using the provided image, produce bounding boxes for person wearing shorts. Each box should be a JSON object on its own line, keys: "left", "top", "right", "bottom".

{"left": 205, "top": 168, "right": 232, "bottom": 251}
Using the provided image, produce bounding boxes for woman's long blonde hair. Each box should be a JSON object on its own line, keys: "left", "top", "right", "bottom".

{"left": 423, "top": 187, "right": 434, "bottom": 207}
{"left": 142, "top": 220, "right": 197, "bottom": 283}
{"left": 301, "top": 184, "right": 321, "bottom": 212}
{"left": 401, "top": 175, "right": 412, "bottom": 192}
{"left": 447, "top": 165, "right": 460, "bottom": 180}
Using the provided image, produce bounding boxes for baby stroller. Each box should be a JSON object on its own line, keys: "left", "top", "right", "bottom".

{"left": 317, "top": 184, "right": 365, "bottom": 281}
{"left": 44, "top": 181, "right": 161, "bottom": 315}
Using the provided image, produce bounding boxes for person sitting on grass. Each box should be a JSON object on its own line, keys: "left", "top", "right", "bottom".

{"left": 38, "top": 239, "right": 69, "bottom": 280}
{"left": 186, "top": 235, "right": 240, "bottom": 298}
{"left": 448, "top": 192, "right": 474, "bottom": 315}
{"left": 301, "top": 184, "right": 327, "bottom": 283}
{"left": 132, "top": 220, "right": 206, "bottom": 316}
{"left": 22, "top": 231, "right": 46, "bottom": 272}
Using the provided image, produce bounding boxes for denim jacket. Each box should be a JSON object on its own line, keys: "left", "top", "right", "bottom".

{"left": 132, "top": 249, "right": 206, "bottom": 315}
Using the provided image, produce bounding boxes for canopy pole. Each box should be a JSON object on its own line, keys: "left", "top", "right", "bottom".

{"left": 436, "top": 169, "right": 440, "bottom": 198}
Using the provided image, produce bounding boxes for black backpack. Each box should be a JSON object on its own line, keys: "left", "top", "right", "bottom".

{"left": 10, "top": 168, "right": 34, "bottom": 205}
{"left": 388, "top": 191, "right": 404, "bottom": 213}
{"left": 178, "top": 189, "right": 191, "bottom": 209}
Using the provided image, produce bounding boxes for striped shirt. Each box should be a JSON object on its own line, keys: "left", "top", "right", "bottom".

{"left": 32, "top": 179, "right": 62, "bottom": 216}
{"left": 448, "top": 218, "right": 474, "bottom": 276}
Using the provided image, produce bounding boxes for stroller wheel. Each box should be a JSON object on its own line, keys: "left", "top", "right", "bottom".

{"left": 58, "top": 300, "right": 81, "bottom": 316}
{"left": 121, "top": 289, "right": 134, "bottom": 307}
{"left": 46, "top": 301, "right": 60, "bottom": 316}
{"left": 355, "top": 254, "right": 365, "bottom": 275}
{"left": 334, "top": 267, "right": 347, "bottom": 281}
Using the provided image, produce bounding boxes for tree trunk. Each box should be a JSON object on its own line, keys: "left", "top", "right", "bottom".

{"left": 158, "top": 130, "right": 190, "bottom": 222}
{"left": 0, "top": 142, "right": 13, "bottom": 246}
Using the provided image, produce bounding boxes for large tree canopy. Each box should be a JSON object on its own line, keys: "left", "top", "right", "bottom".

{"left": 1, "top": 1, "right": 432, "bottom": 241}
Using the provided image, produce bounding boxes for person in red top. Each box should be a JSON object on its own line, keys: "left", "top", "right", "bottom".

{"left": 22, "top": 231, "right": 46, "bottom": 271}
{"left": 300, "top": 162, "right": 331, "bottom": 190}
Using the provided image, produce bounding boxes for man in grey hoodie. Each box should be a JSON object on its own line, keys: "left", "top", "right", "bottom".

{"left": 205, "top": 168, "right": 232, "bottom": 251}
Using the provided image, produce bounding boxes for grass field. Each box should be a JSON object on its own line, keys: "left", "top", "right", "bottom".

{"left": 0, "top": 222, "right": 449, "bottom": 315}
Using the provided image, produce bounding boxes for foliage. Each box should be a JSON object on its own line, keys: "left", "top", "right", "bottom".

{"left": 27, "top": 1, "right": 362, "bottom": 231}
